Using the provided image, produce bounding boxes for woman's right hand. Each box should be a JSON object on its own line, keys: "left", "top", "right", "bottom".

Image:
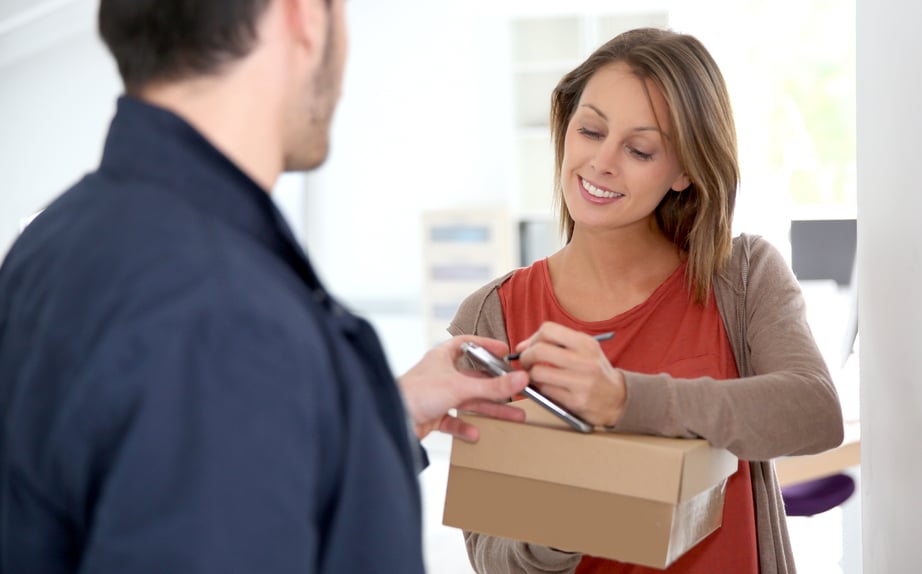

{"left": 513, "top": 322, "right": 627, "bottom": 428}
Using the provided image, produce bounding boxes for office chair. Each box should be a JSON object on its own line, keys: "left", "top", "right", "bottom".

{"left": 781, "top": 473, "right": 856, "bottom": 517}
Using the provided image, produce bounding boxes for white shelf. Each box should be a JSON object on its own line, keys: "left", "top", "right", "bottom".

{"left": 512, "top": 16, "right": 582, "bottom": 64}
{"left": 421, "top": 209, "right": 518, "bottom": 347}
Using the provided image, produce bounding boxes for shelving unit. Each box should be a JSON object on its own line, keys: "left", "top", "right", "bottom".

{"left": 421, "top": 209, "right": 517, "bottom": 346}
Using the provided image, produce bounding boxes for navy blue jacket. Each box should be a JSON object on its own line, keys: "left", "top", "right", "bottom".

{"left": 0, "top": 97, "right": 426, "bottom": 573}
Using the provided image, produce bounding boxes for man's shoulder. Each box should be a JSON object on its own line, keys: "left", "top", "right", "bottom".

{"left": 12, "top": 173, "right": 210, "bottom": 265}
{"left": 4, "top": 173, "right": 314, "bottom": 343}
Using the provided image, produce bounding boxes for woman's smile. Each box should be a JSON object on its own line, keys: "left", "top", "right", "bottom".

{"left": 579, "top": 176, "right": 624, "bottom": 204}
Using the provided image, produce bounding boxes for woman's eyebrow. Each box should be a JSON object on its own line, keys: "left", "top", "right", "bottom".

{"left": 579, "top": 103, "right": 664, "bottom": 136}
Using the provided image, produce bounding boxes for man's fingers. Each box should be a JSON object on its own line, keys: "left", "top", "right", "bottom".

{"left": 458, "top": 366, "right": 490, "bottom": 378}
{"left": 435, "top": 377, "right": 529, "bottom": 443}
{"left": 454, "top": 335, "right": 511, "bottom": 360}
{"left": 460, "top": 371, "right": 528, "bottom": 402}
{"left": 439, "top": 416, "right": 480, "bottom": 442}
{"left": 457, "top": 399, "right": 526, "bottom": 422}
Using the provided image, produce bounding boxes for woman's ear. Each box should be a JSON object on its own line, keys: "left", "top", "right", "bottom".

{"left": 671, "top": 173, "right": 692, "bottom": 192}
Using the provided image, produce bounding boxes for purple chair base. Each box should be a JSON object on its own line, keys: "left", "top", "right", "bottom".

{"left": 781, "top": 473, "right": 856, "bottom": 517}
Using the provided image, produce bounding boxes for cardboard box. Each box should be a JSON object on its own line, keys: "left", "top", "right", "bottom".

{"left": 442, "top": 400, "right": 738, "bottom": 569}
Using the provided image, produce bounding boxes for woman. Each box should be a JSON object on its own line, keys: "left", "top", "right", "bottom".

{"left": 449, "top": 28, "right": 843, "bottom": 574}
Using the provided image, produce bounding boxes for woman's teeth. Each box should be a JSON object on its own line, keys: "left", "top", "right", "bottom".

{"left": 582, "top": 178, "right": 622, "bottom": 199}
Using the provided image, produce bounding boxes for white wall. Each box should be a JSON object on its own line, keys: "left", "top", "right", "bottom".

{"left": 856, "top": 0, "right": 922, "bottom": 571}
{"left": 302, "top": 0, "right": 516, "bottom": 308}
{"left": 0, "top": 0, "right": 117, "bottom": 254}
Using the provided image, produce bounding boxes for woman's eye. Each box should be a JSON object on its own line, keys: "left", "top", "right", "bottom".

{"left": 628, "top": 147, "right": 653, "bottom": 161}
{"left": 577, "top": 127, "right": 604, "bottom": 140}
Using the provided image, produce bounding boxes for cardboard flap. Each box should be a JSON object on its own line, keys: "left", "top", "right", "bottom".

{"left": 453, "top": 400, "right": 737, "bottom": 503}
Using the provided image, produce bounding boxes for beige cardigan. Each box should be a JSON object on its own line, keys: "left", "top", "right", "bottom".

{"left": 448, "top": 234, "right": 844, "bottom": 574}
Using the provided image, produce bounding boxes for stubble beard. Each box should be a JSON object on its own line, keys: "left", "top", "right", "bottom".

{"left": 284, "top": 23, "right": 341, "bottom": 173}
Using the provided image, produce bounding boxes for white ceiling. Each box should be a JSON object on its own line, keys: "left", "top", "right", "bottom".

{"left": 0, "top": 0, "right": 79, "bottom": 32}
{"left": 0, "top": 0, "right": 38, "bottom": 24}
{"left": 0, "top": 0, "right": 95, "bottom": 69}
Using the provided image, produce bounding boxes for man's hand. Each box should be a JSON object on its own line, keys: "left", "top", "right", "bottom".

{"left": 398, "top": 335, "right": 529, "bottom": 442}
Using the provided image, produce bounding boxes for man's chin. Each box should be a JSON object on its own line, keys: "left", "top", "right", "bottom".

{"left": 284, "top": 148, "right": 330, "bottom": 173}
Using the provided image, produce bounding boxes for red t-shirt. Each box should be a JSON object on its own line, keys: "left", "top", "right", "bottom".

{"left": 497, "top": 259, "right": 759, "bottom": 574}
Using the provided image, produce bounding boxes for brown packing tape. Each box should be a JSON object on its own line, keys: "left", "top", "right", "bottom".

{"left": 665, "top": 479, "right": 728, "bottom": 565}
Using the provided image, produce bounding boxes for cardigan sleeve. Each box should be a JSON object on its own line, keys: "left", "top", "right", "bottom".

{"left": 613, "top": 236, "right": 844, "bottom": 460}
{"left": 449, "top": 275, "right": 582, "bottom": 574}
{"left": 447, "top": 272, "right": 514, "bottom": 343}
{"left": 464, "top": 531, "right": 582, "bottom": 574}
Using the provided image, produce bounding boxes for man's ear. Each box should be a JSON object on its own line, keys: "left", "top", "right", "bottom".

{"left": 284, "top": 0, "right": 326, "bottom": 57}
{"left": 671, "top": 172, "right": 692, "bottom": 192}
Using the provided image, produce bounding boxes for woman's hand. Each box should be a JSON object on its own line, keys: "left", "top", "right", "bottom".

{"left": 398, "top": 335, "right": 529, "bottom": 442}
{"left": 513, "top": 322, "right": 627, "bottom": 428}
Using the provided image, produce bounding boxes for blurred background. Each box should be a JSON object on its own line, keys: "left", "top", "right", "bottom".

{"left": 0, "top": 0, "right": 859, "bottom": 572}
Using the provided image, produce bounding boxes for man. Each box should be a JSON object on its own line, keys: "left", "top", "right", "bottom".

{"left": 0, "top": 0, "right": 528, "bottom": 572}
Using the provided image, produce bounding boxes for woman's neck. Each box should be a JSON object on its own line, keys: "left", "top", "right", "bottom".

{"left": 546, "top": 225, "right": 683, "bottom": 321}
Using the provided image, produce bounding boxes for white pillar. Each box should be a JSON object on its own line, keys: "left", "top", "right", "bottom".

{"left": 857, "top": 1, "right": 922, "bottom": 571}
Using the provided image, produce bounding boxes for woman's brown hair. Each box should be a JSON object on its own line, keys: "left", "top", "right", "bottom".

{"left": 550, "top": 28, "right": 738, "bottom": 304}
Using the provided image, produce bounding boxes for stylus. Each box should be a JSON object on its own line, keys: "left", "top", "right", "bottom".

{"left": 504, "top": 331, "right": 615, "bottom": 362}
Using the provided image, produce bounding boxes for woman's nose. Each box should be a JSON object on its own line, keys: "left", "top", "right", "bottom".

{"left": 591, "top": 141, "right": 620, "bottom": 175}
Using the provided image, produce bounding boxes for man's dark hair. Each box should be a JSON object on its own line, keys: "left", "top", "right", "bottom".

{"left": 99, "top": 0, "right": 273, "bottom": 93}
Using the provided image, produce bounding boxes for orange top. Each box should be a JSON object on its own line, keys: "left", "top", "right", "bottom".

{"left": 498, "top": 259, "right": 759, "bottom": 574}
